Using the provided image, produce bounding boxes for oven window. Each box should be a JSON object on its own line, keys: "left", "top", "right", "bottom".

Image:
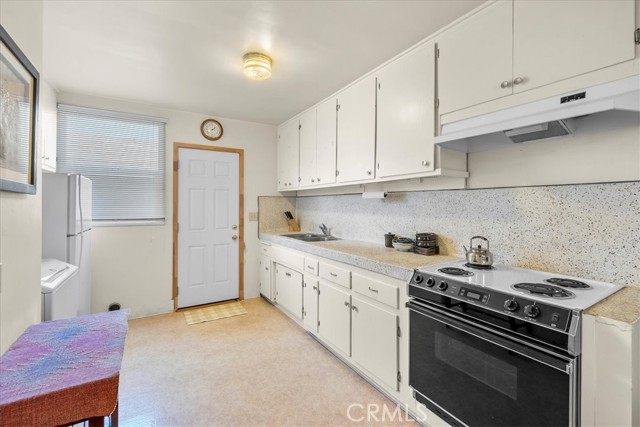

{"left": 409, "top": 308, "right": 575, "bottom": 427}
{"left": 435, "top": 331, "right": 517, "bottom": 400}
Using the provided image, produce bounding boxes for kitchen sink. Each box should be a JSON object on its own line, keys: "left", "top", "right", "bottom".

{"left": 284, "top": 233, "right": 340, "bottom": 242}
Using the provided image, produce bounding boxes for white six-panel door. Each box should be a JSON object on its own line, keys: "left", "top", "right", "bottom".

{"left": 177, "top": 148, "right": 239, "bottom": 308}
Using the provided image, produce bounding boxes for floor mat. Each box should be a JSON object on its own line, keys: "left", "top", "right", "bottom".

{"left": 183, "top": 301, "right": 247, "bottom": 325}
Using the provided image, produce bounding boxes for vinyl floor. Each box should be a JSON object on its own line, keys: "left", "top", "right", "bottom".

{"left": 119, "top": 297, "right": 415, "bottom": 427}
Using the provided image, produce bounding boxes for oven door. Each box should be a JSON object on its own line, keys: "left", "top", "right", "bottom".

{"left": 408, "top": 300, "right": 578, "bottom": 427}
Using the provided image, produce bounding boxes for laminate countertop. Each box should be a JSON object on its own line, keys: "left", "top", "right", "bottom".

{"left": 585, "top": 286, "right": 640, "bottom": 324}
{"left": 260, "top": 232, "right": 640, "bottom": 325}
{"left": 259, "top": 232, "right": 457, "bottom": 282}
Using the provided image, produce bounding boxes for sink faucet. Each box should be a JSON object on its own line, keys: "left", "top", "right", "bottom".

{"left": 319, "top": 224, "right": 329, "bottom": 236}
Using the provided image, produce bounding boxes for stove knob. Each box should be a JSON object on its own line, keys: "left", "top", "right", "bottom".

{"left": 524, "top": 304, "right": 541, "bottom": 318}
{"left": 426, "top": 277, "right": 435, "bottom": 287}
{"left": 437, "top": 281, "right": 448, "bottom": 291}
{"left": 503, "top": 299, "right": 519, "bottom": 312}
{"left": 413, "top": 274, "right": 424, "bottom": 284}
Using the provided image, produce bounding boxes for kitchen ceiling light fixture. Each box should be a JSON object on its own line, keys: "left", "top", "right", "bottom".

{"left": 243, "top": 52, "right": 272, "bottom": 80}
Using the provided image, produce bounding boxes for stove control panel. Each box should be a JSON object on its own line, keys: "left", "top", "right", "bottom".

{"left": 409, "top": 271, "right": 572, "bottom": 331}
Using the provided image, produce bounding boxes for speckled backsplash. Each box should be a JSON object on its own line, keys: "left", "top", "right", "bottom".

{"left": 295, "top": 182, "right": 640, "bottom": 286}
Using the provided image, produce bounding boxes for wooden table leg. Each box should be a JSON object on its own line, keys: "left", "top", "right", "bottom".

{"left": 111, "top": 401, "right": 119, "bottom": 427}
{"left": 88, "top": 416, "right": 104, "bottom": 427}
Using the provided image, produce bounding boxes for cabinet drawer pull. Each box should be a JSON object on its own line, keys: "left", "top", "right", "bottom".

{"left": 368, "top": 287, "right": 379, "bottom": 293}
{"left": 330, "top": 272, "right": 338, "bottom": 277}
{"left": 285, "top": 272, "right": 291, "bottom": 277}
{"left": 307, "top": 266, "right": 315, "bottom": 271}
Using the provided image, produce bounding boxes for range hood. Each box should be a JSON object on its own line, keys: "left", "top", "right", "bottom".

{"left": 435, "top": 75, "right": 640, "bottom": 153}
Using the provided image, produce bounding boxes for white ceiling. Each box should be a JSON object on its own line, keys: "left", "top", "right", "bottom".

{"left": 43, "top": 1, "right": 481, "bottom": 125}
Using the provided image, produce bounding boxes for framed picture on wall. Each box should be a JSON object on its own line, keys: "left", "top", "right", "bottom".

{"left": 0, "top": 24, "right": 39, "bottom": 194}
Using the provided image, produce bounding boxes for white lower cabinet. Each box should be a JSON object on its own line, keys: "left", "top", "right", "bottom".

{"left": 274, "top": 264, "right": 303, "bottom": 320}
{"left": 318, "top": 281, "right": 352, "bottom": 356}
{"left": 259, "top": 255, "right": 273, "bottom": 301}
{"left": 266, "top": 241, "right": 405, "bottom": 405}
{"left": 303, "top": 277, "right": 319, "bottom": 333}
{"left": 351, "top": 295, "right": 399, "bottom": 390}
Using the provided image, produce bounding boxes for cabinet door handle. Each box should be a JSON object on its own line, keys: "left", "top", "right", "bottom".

{"left": 513, "top": 77, "right": 524, "bottom": 85}
{"left": 368, "top": 287, "right": 379, "bottom": 293}
{"left": 317, "top": 177, "right": 321, "bottom": 182}
{"left": 285, "top": 272, "right": 291, "bottom": 277}
{"left": 330, "top": 272, "right": 338, "bottom": 277}
{"left": 366, "top": 170, "right": 372, "bottom": 175}
{"left": 308, "top": 266, "right": 314, "bottom": 271}
{"left": 344, "top": 301, "right": 350, "bottom": 307}
{"left": 311, "top": 179, "right": 315, "bottom": 183}
{"left": 351, "top": 305, "right": 358, "bottom": 312}
{"left": 500, "top": 80, "right": 511, "bottom": 89}
{"left": 265, "top": 267, "right": 269, "bottom": 271}
{"left": 312, "top": 286, "right": 317, "bottom": 291}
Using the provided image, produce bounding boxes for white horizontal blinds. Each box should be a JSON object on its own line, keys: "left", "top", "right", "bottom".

{"left": 57, "top": 104, "right": 166, "bottom": 222}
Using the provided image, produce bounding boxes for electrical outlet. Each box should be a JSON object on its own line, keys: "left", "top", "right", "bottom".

{"left": 248, "top": 212, "right": 258, "bottom": 221}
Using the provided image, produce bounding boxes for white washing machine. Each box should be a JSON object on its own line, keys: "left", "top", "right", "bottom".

{"left": 41, "top": 259, "right": 80, "bottom": 321}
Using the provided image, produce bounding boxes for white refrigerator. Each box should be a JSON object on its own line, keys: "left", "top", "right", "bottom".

{"left": 42, "top": 173, "right": 92, "bottom": 316}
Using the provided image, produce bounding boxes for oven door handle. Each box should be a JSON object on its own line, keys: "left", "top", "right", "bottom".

{"left": 407, "top": 301, "right": 574, "bottom": 373}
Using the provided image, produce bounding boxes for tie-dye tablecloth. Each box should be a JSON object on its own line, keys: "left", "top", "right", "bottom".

{"left": 0, "top": 310, "right": 129, "bottom": 426}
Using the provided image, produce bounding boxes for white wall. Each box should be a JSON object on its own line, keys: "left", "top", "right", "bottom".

{"left": 56, "top": 93, "right": 278, "bottom": 318}
{"left": 0, "top": 1, "right": 45, "bottom": 353}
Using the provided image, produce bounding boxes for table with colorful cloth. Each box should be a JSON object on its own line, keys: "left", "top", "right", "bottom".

{"left": 0, "top": 310, "right": 129, "bottom": 427}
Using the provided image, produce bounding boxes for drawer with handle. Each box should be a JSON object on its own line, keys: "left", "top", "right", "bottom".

{"left": 352, "top": 272, "right": 398, "bottom": 309}
{"left": 319, "top": 262, "right": 351, "bottom": 289}
{"left": 304, "top": 257, "right": 319, "bottom": 276}
{"left": 259, "top": 242, "right": 272, "bottom": 257}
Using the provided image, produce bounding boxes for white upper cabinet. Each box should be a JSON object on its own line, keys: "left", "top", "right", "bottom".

{"left": 315, "top": 98, "right": 337, "bottom": 186}
{"left": 277, "top": 119, "right": 300, "bottom": 191}
{"left": 336, "top": 75, "right": 377, "bottom": 183}
{"left": 376, "top": 42, "right": 437, "bottom": 178}
{"left": 298, "top": 99, "right": 337, "bottom": 188}
{"left": 512, "top": 0, "right": 635, "bottom": 93}
{"left": 437, "top": 1, "right": 513, "bottom": 115}
{"left": 298, "top": 109, "right": 317, "bottom": 187}
{"left": 438, "top": 0, "right": 636, "bottom": 115}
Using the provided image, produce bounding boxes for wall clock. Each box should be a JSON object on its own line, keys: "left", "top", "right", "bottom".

{"left": 200, "top": 118, "right": 224, "bottom": 141}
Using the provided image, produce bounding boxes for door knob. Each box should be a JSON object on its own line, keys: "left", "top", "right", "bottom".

{"left": 513, "top": 77, "right": 524, "bottom": 85}
{"left": 232, "top": 235, "right": 238, "bottom": 240}
{"left": 232, "top": 224, "right": 238, "bottom": 230}
{"left": 500, "top": 80, "right": 511, "bottom": 88}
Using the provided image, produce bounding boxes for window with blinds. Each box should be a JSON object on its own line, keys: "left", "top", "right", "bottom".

{"left": 57, "top": 104, "right": 166, "bottom": 224}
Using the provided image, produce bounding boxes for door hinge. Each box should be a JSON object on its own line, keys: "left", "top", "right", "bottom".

{"left": 397, "top": 326, "right": 401, "bottom": 337}
{"left": 298, "top": 124, "right": 302, "bottom": 130}
{"left": 378, "top": 82, "right": 381, "bottom": 90}
{"left": 336, "top": 104, "right": 341, "bottom": 111}
{"left": 635, "top": 28, "right": 640, "bottom": 45}
{"left": 298, "top": 177, "right": 301, "bottom": 182}
{"left": 377, "top": 162, "right": 380, "bottom": 170}
{"left": 335, "top": 170, "right": 339, "bottom": 176}
{"left": 173, "top": 160, "right": 179, "bottom": 171}
{"left": 397, "top": 371, "right": 402, "bottom": 383}
{"left": 318, "top": 320, "right": 321, "bottom": 327}
{"left": 435, "top": 98, "right": 440, "bottom": 109}
{"left": 436, "top": 47, "right": 440, "bottom": 58}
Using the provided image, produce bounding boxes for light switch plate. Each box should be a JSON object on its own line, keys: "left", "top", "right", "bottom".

{"left": 248, "top": 212, "right": 258, "bottom": 221}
